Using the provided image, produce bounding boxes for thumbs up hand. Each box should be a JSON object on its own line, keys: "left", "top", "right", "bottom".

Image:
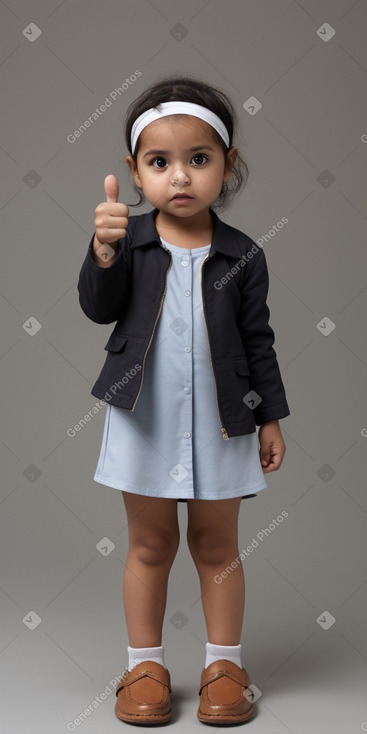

{"left": 94, "top": 175, "right": 129, "bottom": 247}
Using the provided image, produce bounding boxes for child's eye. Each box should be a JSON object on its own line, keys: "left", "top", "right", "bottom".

{"left": 191, "top": 153, "right": 207, "bottom": 165}
{"left": 152, "top": 157, "right": 167, "bottom": 169}
{"left": 151, "top": 153, "right": 208, "bottom": 169}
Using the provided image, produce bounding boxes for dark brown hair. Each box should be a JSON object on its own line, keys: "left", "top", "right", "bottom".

{"left": 121, "top": 74, "right": 249, "bottom": 213}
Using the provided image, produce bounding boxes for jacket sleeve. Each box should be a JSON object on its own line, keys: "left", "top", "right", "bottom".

{"left": 77, "top": 232, "right": 132, "bottom": 324}
{"left": 238, "top": 245, "right": 290, "bottom": 426}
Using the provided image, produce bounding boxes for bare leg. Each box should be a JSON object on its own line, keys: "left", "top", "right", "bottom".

{"left": 186, "top": 497, "right": 244, "bottom": 645}
{"left": 121, "top": 491, "right": 180, "bottom": 647}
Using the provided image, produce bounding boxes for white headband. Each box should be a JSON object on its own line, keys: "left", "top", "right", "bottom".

{"left": 130, "top": 101, "right": 230, "bottom": 154}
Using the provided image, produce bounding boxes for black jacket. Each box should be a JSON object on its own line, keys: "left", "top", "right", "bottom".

{"left": 77, "top": 207, "right": 290, "bottom": 439}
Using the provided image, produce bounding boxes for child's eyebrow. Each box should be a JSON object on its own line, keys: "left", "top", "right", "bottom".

{"left": 143, "top": 145, "right": 216, "bottom": 158}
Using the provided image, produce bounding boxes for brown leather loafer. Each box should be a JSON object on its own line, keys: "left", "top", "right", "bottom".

{"left": 115, "top": 661, "right": 172, "bottom": 724}
{"left": 197, "top": 659, "right": 256, "bottom": 724}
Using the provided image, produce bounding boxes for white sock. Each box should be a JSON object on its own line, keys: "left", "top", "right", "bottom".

{"left": 127, "top": 645, "right": 166, "bottom": 671}
{"left": 205, "top": 641, "right": 242, "bottom": 669}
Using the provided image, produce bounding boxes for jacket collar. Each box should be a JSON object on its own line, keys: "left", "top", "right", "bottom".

{"left": 129, "top": 207, "right": 252, "bottom": 259}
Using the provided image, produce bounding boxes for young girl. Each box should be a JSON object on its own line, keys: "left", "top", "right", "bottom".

{"left": 77, "top": 75, "right": 290, "bottom": 725}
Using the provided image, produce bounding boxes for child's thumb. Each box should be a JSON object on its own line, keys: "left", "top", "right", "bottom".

{"left": 104, "top": 174, "right": 119, "bottom": 203}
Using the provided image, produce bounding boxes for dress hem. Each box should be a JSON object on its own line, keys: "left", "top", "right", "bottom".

{"left": 93, "top": 473, "right": 268, "bottom": 499}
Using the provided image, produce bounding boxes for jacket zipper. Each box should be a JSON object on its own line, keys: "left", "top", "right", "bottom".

{"left": 201, "top": 254, "right": 229, "bottom": 440}
{"left": 131, "top": 245, "right": 173, "bottom": 411}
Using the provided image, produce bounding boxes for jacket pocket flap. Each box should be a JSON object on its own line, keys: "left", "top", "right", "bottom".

{"left": 234, "top": 357, "right": 250, "bottom": 376}
{"left": 104, "top": 333, "right": 128, "bottom": 352}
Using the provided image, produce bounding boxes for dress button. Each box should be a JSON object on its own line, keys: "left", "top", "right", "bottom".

{"left": 184, "top": 290, "right": 191, "bottom": 297}
{"left": 181, "top": 259, "right": 189, "bottom": 267}
{"left": 184, "top": 432, "right": 191, "bottom": 438}
{"left": 183, "top": 387, "right": 191, "bottom": 394}
{"left": 184, "top": 346, "right": 191, "bottom": 352}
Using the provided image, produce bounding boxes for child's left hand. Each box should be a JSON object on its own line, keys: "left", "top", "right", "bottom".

{"left": 258, "top": 420, "right": 286, "bottom": 473}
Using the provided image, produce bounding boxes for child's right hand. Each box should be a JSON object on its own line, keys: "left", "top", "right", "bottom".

{"left": 94, "top": 174, "right": 129, "bottom": 247}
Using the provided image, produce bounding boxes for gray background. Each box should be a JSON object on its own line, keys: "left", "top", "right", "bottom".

{"left": 1, "top": 1, "right": 366, "bottom": 732}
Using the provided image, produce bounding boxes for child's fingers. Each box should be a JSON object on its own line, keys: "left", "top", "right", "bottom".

{"left": 95, "top": 212, "right": 129, "bottom": 240}
{"left": 94, "top": 175, "right": 129, "bottom": 245}
{"left": 95, "top": 202, "right": 129, "bottom": 218}
{"left": 95, "top": 227, "right": 128, "bottom": 243}
{"left": 94, "top": 214, "right": 129, "bottom": 230}
{"left": 261, "top": 446, "right": 284, "bottom": 473}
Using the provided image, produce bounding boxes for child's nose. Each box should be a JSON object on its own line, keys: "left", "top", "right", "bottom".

{"left": 170, "top": 169, "right": 190, "bottom": 188}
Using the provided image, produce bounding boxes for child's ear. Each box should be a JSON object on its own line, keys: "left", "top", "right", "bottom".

{"left": 126, "top": 154, "right": 142, "bottom": 188}
{"left": 223, "top": 146, "right": 238, "bottom": 182}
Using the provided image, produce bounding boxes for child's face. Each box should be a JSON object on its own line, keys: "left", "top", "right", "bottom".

{"left": 126, "top": 115, "right": 238, "bottom": 220}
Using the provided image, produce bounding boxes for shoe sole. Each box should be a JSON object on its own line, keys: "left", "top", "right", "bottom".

{"left": 197, "top": 703, "right": 255, "bottom": 724}
{"left": 115, "top": 703, "right": 172, "bottom": 725}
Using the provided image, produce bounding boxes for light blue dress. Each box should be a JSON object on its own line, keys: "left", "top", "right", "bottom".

{"left": 93, "top": 238, "right": 268, "bottom": 501}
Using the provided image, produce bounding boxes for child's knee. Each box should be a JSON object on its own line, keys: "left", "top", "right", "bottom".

{"left": 187, "top": 528, "right": 236, "bottom": 566}
{"left": 131, "top": 531, "right": 179, "bottom": 566}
